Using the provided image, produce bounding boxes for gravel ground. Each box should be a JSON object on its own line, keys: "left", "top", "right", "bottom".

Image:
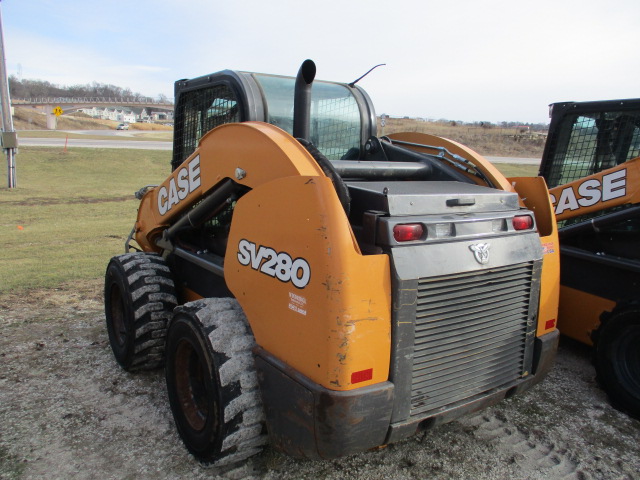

{"left": 1, "top": 280, "right": 639, "bottom": 480}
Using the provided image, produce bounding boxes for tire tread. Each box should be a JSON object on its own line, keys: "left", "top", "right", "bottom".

{"left": 172, "top": 298, "right": 267, "bottom": 466}
{"left": 106, "top": 252, "right": 177, "bottom": 371}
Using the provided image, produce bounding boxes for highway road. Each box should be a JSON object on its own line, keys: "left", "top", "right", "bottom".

{"left": 485, "top": 156, "right": 539, "bottom": 165}
{"left": 17, "top": 133, "right": 541, "bottom": 164}
{"left": 19, "top": 136, "right": 172, "bottom": 150}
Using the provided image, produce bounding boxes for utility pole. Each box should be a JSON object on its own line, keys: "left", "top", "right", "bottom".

{"left": 0, "top": 1, "right": 17, "bottom": 188}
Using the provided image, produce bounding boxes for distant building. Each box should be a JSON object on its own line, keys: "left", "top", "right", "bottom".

{"left": 79, "top": 106, "right": 136, "bottom": 123}
{"left": 78, "top": 106, "right": 174, "bottom": 123}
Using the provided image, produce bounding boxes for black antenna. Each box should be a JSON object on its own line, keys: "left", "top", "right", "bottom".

{"left": 348, "top": 64, "right": 386, "bottom": 87}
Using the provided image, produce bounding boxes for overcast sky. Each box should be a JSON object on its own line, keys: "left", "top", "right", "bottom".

{"left": 2, "top": 0, "right": 639, "bottom": 124}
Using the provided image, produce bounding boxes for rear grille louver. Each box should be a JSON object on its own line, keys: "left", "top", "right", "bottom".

{"left": 410, "top": 262, "right": 536, "bottom": 418}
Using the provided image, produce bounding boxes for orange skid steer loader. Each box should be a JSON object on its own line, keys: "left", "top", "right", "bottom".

{"left": 539, "top": 98, "right": 640, "bottom": 418}
{"left": 104, "top": 60, "right": 560, "bottom": 465}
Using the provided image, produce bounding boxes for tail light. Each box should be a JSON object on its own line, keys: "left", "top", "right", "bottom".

{"left": 512, "top": 215, "right": 534, "bottom": 231}
{"left": 393, "top": 223, "right": 424, "bottom": 242}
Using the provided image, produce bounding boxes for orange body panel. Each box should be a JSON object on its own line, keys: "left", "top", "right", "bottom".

{"left": 549, "top": 157, "right": 640, "bottom": 222}
{"left": 508, "top": 176, "right": 560, "bottom": 336}
{"left": 557, "top": 286, "right": 616, "bottom": 345}
{"left": 134, "top": 122, "right": 326, "bottom": 250}
{"left": 134, "top": 122, "right": 391, "bottom": 391}
{"left": 224, "top": 175, "right": 391, "bottom": 390}
{"left": 547, "top": 157, "right": 640, "bottom": 345}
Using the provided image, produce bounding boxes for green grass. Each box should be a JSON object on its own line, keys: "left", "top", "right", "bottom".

{"left": 494, "top": 163, "right": 538, "bottom": 177}
{"left": 0, "top": 148, "right": 536, "bottom": 292}
{"left": 0, "top": 147, "right": 171, "bottom": 291}
{"left": 130, "top": 131, "right": 173, "bottom": 141}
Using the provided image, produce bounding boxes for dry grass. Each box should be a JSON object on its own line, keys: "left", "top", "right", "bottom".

{"left": 127, "top": 122, "right": 173, "bottom": 132}
{"left": 379, "top": 118, "right": 547, "bottom": 158}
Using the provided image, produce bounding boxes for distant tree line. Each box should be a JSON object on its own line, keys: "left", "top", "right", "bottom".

{"left": 8, "top": 76, "right": 169, "bottom": 102}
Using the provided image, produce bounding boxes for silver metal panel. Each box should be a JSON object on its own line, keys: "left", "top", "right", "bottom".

{"left": 391, "top": 232, "right": 542, "bottom": 281}
{"left": 346, "top": 181, "right": 519, "bottom": 216}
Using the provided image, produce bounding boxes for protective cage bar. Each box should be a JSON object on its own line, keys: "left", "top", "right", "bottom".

{"left": 172, "top": 83, "right": 241, "bottom": 170}
{"left": 409, "top": 261, "right": 537, "bottom": 417}
{"left": 542, "top": 110, "right": 640, "bottom": 188}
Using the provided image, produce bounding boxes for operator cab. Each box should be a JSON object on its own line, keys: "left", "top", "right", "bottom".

{"left": 172, "top": 70, "right": 375, "bottom": 169}
{"left": 539, "top": 98, "right": 640, "bottom": 260}
{"left": 172, "top": 68, "right": 482, "bottom": 184}
{"left": 540, "top": 99, "right": 640, "bottom": 188}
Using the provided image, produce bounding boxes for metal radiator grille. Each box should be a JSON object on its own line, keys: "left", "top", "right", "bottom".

{"left": 410, "top": 262, "right": 535, "bottom": 418}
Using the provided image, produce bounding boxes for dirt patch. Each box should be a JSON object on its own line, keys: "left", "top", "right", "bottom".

{"left": 5, "top": 196, "right": 132, "bottom": 207}
{"left": 1, "top": 281, "right": 639, "bottom": 480}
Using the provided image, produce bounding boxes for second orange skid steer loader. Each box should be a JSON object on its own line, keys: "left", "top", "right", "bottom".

{"left": 539, "top": 98, "right": 640, "bottom": 418}
{"left": 104, "top": 60, "right": 560, "bottom": 465}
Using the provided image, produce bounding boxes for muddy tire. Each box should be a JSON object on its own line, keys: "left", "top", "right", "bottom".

{"left": 165, "top": 298, "right": 267, "bottom": 466}
{"left": 104, "top": 252, "right": 177, "bottom": 371}
{"left": 594, "top": 308, "right": 640, "bottom": 419}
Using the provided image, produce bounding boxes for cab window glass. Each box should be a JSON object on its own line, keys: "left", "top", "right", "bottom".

{"left": 253, "top": 74, "right": 361, "bottom": 160}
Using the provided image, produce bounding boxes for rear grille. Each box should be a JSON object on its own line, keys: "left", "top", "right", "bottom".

{"left": 410, "top": 262, "right": 536, "bottom": 417}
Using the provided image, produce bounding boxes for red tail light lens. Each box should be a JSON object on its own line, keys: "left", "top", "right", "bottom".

{"left": 512, "top": 215, "right": 534, "bottom": 231}
{"left": 393, "top": 223, "right": 424, "bottom": 242}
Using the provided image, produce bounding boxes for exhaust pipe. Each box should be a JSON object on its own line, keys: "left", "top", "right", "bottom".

{"left": 293, "top": 59, "right": 316, "bottom": 141}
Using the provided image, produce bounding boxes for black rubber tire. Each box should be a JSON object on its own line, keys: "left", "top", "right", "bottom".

{"left": 165, "top": 298, "right": 267, "bottom": 466}
{"left": 594, "top": 308, "right": 640, "bottom": 419}
{"left": 104, "top": 252, "right": 177, "bottom": 371}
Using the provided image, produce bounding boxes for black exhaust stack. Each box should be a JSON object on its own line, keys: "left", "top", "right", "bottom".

{"left": 293, "top": 59, "right": 316, "bottom": 141}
